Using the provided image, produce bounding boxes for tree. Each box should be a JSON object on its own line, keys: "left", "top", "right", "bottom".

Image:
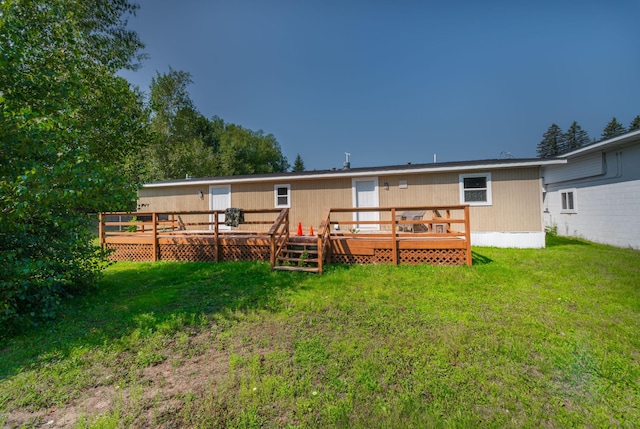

{"left": 217, "top": 125, "right": 289, "bottom": 176}
{"left": 601, "top": 117, "right": 626, "bottom": 140}
{"left": 0, "top": 0, "right": 148, "bottom": 331}
{"left": 143, "top": 69, "right": 289, "bottom": 181}
{"left": 562, "top": 121, "right": 590, "bottom": 152}
{"left": 292, "top": 154, "right": 306, "bottom": 172}
{"left": 629, "top": 115, "right": 640, "bottom": 132}
{"left": 537, "top": 124, "right": 563, "bottom": 158}
{"left": 143, "top": 69, "right": 221, "bottom": 181}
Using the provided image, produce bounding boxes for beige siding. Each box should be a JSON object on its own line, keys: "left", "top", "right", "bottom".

{"left": 471, "top": 168, "right": 542, "bottom": 231}
{"left": 137, "top": 166, "right": 543, "bottom": 233}
{"left": 138, "top": 185, "right": 210, "bottom": 230}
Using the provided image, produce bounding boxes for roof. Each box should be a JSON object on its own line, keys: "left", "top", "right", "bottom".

{"left": 556, "top": 129, "right": 640, "bottom": 158}
{"left": 144, "top": 157, "right": 566, "bottom": 188}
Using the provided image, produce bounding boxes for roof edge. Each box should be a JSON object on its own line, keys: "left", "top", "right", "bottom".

{"left": 143, "top": 158, "right": 566, "bottom": 188}
{"left": 558, "top": 129, "right": 640, "bottom": 158}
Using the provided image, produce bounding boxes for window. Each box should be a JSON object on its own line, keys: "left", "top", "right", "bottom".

{"left": 459, "top": 173, "right": 492, "bottom": 206}
{"left": 274, "top": 184, "right": 290, "bottom": 208}
{"left": 560, "top": 189, "right": 576, "bottom": 213}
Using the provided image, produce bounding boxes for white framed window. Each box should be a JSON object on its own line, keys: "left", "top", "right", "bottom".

{"left": 459, "top": 173, "right": 492, "bottom": 206}
{"left": 560, "top": 189, "right": 576, "bottom": 213}
{"left": 274, "top": 184, "right": 291, "bottom": 208}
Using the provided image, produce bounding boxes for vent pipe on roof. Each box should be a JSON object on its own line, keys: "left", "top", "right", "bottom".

{"left": 343, "top": 152, "right": 351, "bottom": 169}
{"left": 434, "top": 153, "right": 437, "bottom": 163}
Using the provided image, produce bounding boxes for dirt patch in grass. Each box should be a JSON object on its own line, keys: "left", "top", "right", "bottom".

{"left": 4, "top": 317, "right": 296, "bottom": 428}
{"left": 3, "top": 331, "right": 233, "bottom": 428}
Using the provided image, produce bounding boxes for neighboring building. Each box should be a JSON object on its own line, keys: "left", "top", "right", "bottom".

{"left": 542, "top": 130, "right": 640, "bottom": 249}
{"left": 138, "top": 157, "right": 564, "bottom": 249}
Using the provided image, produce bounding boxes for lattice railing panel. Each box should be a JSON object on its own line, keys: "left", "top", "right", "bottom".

{"left": 331, "top": 254, "right": 374, "bottom": 264}
{"left": 221, "top": 245, "right": 270, "bottom": 262}
{"left": 373, "top": 249, "right": 394, "bottom": 263}
{"left": 399, "top": 248, "right": 466, "bottom": 265}
{"left": 106, "top": 244, "right": 154, "bottom": 262}
{"left": 159, "top": 244, "right": 217, "bottom": 262}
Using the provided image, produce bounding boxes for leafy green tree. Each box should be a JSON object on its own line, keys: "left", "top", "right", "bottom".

{"left": 218, "top": 124, "right": 289, "bottom": 175}
{"left": 143, "top": 69, "right": 225, "bottom": 181}
{"left": 537, "top": 124, "right": 563, "bottom": 158}
{"left": 143, "top": 69, "right": 289, "bottom": 181}
{"left": 0, "top": 0, "right": 148, "bottom": 331}
{"left": 292, "top": 154, "right": 306, "bottom": 172}
{"left": 628, "top": 115, "right": 640, "bottom": 132}
{"left": 562, "top": 121, "right": 590, "bottom": 152}
{"left": 601, "top": 117, "right": 626, "bottom": 140}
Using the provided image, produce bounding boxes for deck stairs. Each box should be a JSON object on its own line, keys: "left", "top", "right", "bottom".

{"left": 273, "top": 236, "right": 320, "bottom": 273}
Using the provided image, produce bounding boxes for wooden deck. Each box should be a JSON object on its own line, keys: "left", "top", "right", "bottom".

{"left": 100, "top": 205, "right": 472, "bottom": 273}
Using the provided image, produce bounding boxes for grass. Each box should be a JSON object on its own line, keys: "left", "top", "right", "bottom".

{"left": 1, "top": 236, "right": 639, "bottom": 428}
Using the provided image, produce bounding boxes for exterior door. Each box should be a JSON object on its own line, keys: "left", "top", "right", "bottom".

{"left": 209, "top": 185, "right": 231, "bottom": 230}
{"left": 352, "top": 177, "right": 379, "bottom": 230}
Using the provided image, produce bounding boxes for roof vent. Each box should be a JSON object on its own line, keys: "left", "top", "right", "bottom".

{"left": 343, "top": 152, "right": 351, "bottom": 170}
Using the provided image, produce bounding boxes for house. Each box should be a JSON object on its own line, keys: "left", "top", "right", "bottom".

{"left": 137, "top": 157, "right": 565, "bottom": 249}
{"left": 542, "top": 130, "right": 640, "bottom": 249}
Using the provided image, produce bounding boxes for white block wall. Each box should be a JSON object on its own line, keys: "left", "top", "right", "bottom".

{"left": 545, "top": 179, "right": 640, "bottom": 249}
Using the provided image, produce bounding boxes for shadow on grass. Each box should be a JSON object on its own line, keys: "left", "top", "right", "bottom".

{"left": 472, "top": 251, "right": 493, "bottom": 265}
{"left": 0, "top": 261, "right": 309, "bottom": 380}
{"left": 546, "top": 234, "right": 591, "bottom": 247}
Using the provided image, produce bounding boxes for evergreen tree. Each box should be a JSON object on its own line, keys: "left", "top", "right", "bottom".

{"left": 629, "top": 115, "right": 640, "bottom": 132}
{"left": 537, "top": 124, "right": 563, "bottom": 158}
{"left": 292, "top": 154, "right": 305, "bottom": 172}
{"left": 562, "top": 121, "right": 590, "bottom": 152}
{"left": 601, "top": 117, "right": 626, "bottom": 140}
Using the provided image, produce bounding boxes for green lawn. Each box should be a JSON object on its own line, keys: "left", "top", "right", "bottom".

{"left": 1, "top": 236, "right": 639, "bottom": 428}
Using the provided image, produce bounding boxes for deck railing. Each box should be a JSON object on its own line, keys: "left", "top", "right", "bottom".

{"left": 100, "top": 209, "right": 285, "bottom": 263}
{"left": 268, "top": 209, "right": 289, "bottom": 269}
{"left": 99, "top": 205, "right": 471, "bottom": 267}
{"left": 319, "top": 205, "right": 471, "bottom": 266}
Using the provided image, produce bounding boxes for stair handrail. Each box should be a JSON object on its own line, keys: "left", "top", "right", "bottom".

{"left": 269, "top": 208, "right": 289, "bottom": 269}
{"left": 316, "top": 208, "right": 332, "bottom": 274}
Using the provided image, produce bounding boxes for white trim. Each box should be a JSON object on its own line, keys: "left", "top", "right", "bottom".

{"left": 471, "top": 232, "right": 546, "bottom": 248}
{"left": 560, "top": 188, "right": 577, "bottom": 214}
{"left": 558, "top": 129, "right": 640, "bottom": 158}
{"left": 459, "top": 172, "right": 492, "bottom": 206}
{"left": 143, "top": 159, "right": 566, "bottom": 188}
{"left": 209, "top": 185, "right": 231, "bottom": 231}
{"left": 352, "top": 177, "right": 380, "bottom": 230}
{"left": 274, "top": 184, "right": 291, "bottom": 208}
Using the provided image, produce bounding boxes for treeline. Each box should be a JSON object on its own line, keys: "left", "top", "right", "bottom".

{"left": 137, "top": 68, "right": 292, "bottom": 183}
{"left": 537, "top": 116, "right": 640, "bottom": 158}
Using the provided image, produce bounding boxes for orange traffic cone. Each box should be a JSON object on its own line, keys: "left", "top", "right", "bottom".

{"left": 309, "top": 226, "right": 314, "bottom": 236}
{"left": 297, "top": 222, "right": 303, "bottom": 236}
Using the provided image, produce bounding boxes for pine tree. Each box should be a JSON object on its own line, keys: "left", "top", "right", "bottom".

{"left": 292, "top": 154, "right": 305, "bottom": 172}
{"left": 629, "top": 115, "right": 640, "bottom": 132}
{"left": 537, "top": 124, "right": 563, "bottom": 158}
{"left": 601, "top": 117, "right": 626, "bottom": 140}
{"left": 562, "top": 121, "right": 590, "bottom": 152}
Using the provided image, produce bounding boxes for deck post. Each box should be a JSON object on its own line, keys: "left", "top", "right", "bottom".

{"left": 391, "top": 208, "right": 398, "bottom": 265}
{"left": 152, "top": 212, "right": 158, "bottom": 262}
{"left": 464, "top": 205, "right": 472, "bottom": 266}
{"left": 98, "top": 213, "right": 104, "bottom": 251}
{"left": 214, "top": 211, "right": 219, "bottom": 262}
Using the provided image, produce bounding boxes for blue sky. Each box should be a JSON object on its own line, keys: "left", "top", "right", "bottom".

{"left": 120, "top": 1, "right": 640, "bottom": 171}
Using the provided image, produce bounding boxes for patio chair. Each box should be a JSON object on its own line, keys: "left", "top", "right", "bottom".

{"left": 396, "top": 210, "right": 428, "bottom": 232}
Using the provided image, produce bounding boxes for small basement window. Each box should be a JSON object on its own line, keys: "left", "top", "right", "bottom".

{"left": 560, "top": 189, "right": 576, "bottom": 213}
{"left": 459, "top": 173, "right": 492, "bottom": 206}
{"left": 274, "top": 184, "right": 291, "bottom": 208}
